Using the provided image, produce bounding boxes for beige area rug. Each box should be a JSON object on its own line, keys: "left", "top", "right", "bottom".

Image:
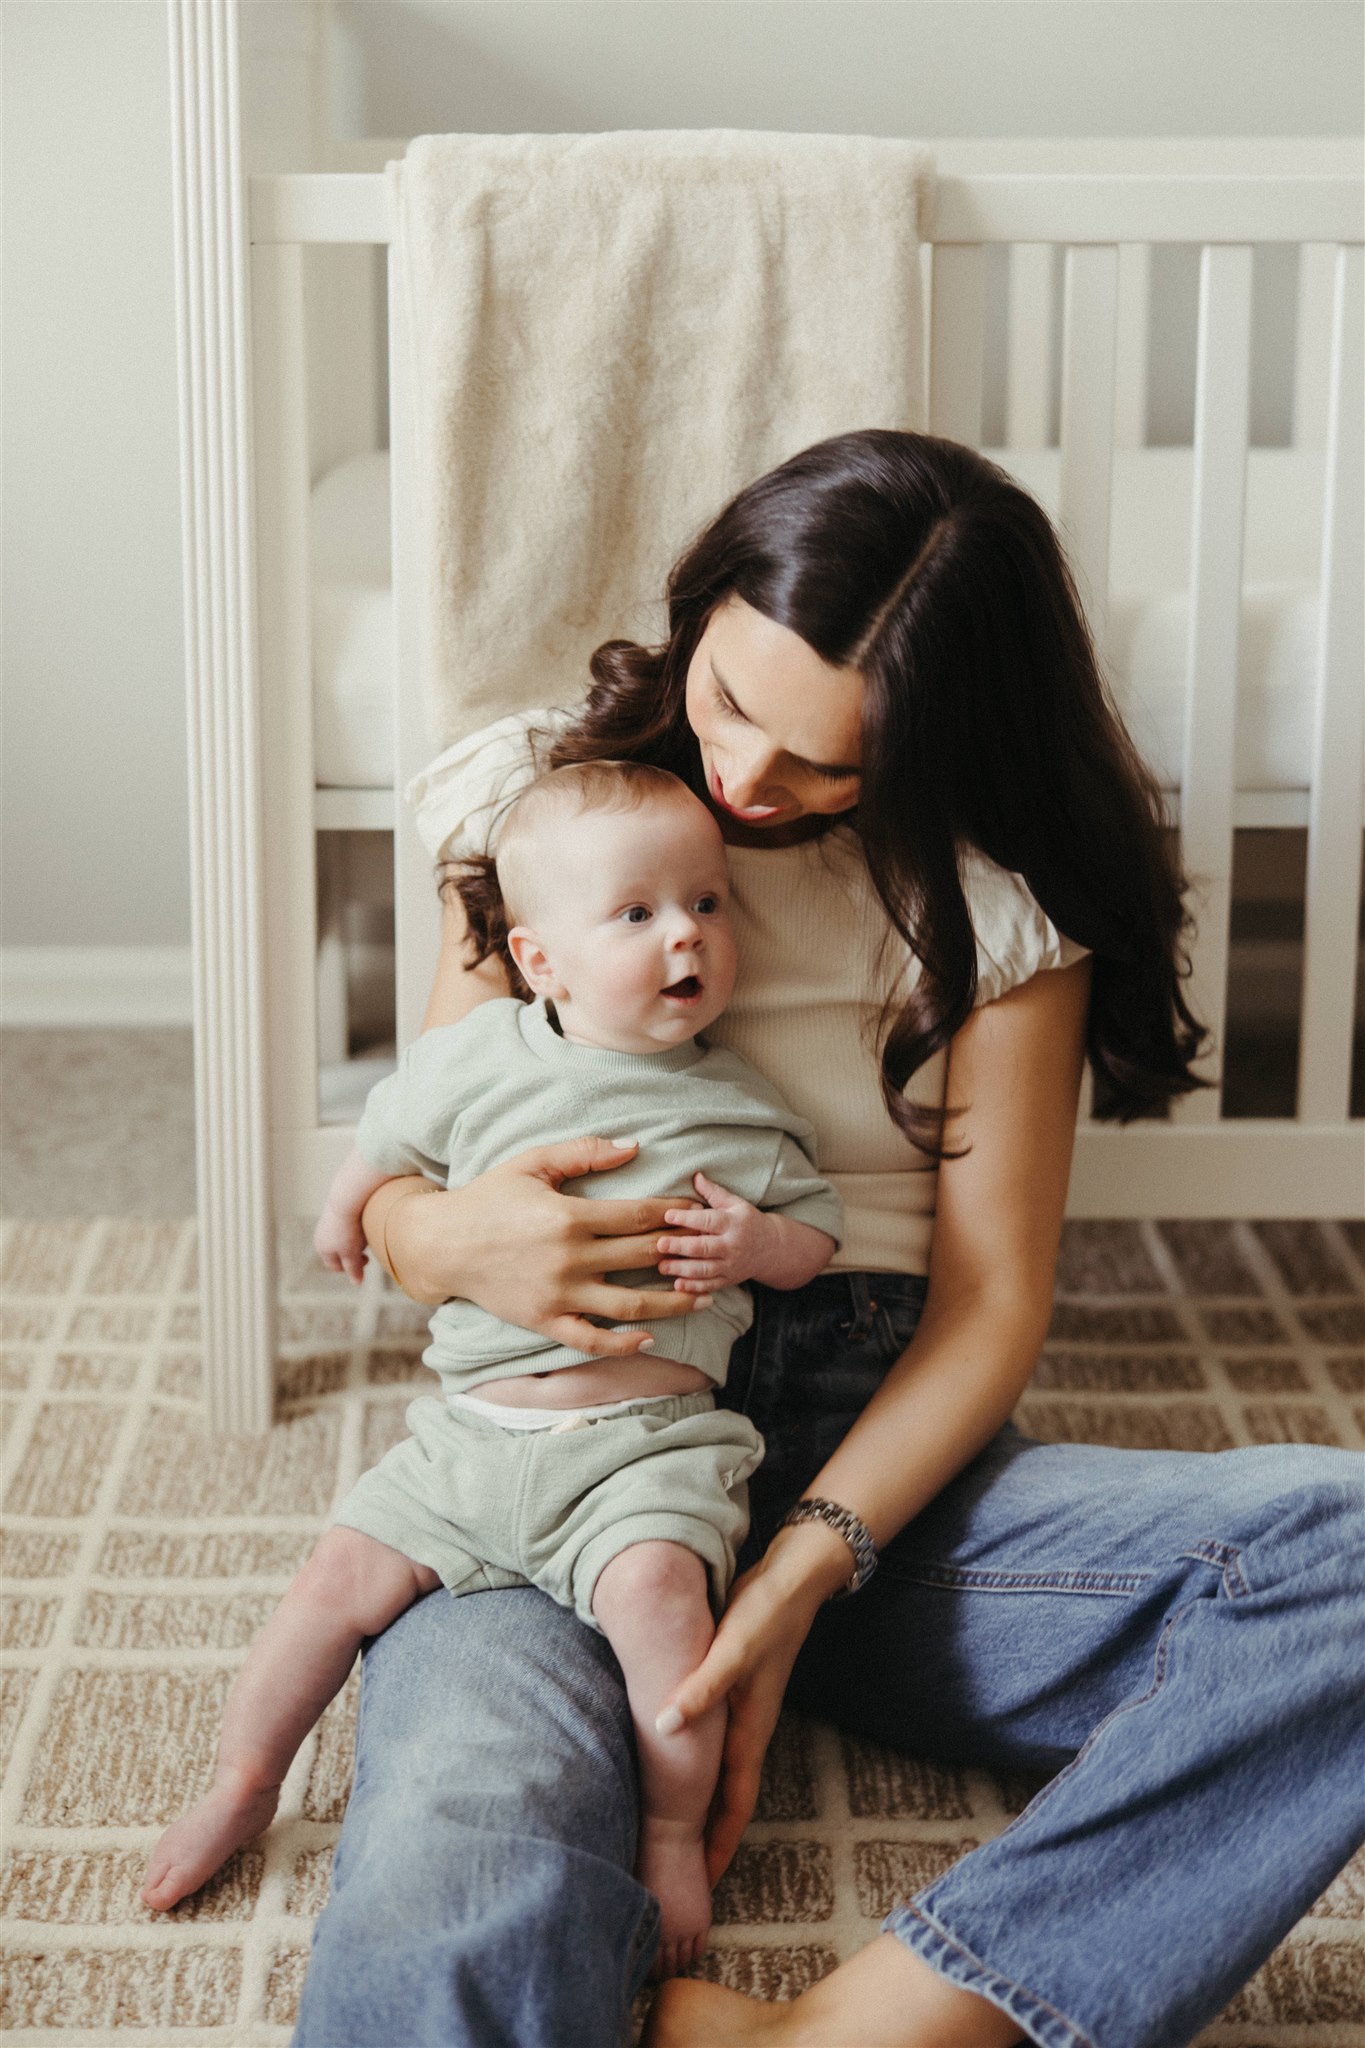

{"left": 1, "top": 1214, "right": 1362, "bottom": 2046}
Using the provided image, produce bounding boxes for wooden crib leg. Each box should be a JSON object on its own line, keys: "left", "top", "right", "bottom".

{"left": 171, "top": 1, "right": 278, "bottom": 1431}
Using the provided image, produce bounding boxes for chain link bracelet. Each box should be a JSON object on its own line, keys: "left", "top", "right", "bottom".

{"left": 777, "top": 1496, "right": 879, "bottom": 1597}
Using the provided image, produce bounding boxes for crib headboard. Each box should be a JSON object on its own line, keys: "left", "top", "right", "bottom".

{"left": 253, "top": 143, "right": 1362, "bottom": 1200}
{"left": 169, "top": 10, "right": 1362, "bottom": 1430}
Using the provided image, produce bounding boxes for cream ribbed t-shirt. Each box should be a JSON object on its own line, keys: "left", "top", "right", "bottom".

{"left": 409, "top": 711, "right": 1090, "bottom": 1277}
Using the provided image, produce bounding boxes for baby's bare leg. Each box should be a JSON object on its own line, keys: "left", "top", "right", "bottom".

{"left": 142, "top": 1527, "right": 439, "bottom": 1911}
{"left": 591, "top": 1542, "right": 724, "bottom": 1979}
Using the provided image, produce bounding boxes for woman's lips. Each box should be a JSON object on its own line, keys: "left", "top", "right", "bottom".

{"left": 709, "top": 770, "right": 781, "bottom": 822}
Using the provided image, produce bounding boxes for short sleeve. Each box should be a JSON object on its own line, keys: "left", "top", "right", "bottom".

{"left": 354, "top": 1063, "right": 449, "bottom": 1182}
{"left": 960, "top": 846, "right": 1092, "bottom": 1008}
{"left": 352, "top": 1016, "right": 494, "bottom": 1180}
{"left": 404, "top": 707, "right": 573, "bottom": 862}
{"left": 760, "top": 1134, "right": 844, "bottom": 1246}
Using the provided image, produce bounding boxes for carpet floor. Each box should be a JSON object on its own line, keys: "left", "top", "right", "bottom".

{"left": 1, "top": 1214, "right": 1362, "bottom": 2045}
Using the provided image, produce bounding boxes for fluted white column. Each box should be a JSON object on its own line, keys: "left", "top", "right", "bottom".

{"left": 167, "top": 0, "right": 275, "bottom": 1430}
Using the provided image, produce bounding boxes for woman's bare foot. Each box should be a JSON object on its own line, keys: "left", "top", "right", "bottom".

{"left": 141, "top": 1769, "right": 279, "bottom": 1911}
{"left": 644, "top": 1935, "right": 1027, "bottom": 2048}
{"left": 640, "top": 1813, "right": 713, "bottom": 1979}
{"left": 644, "top": 1978, "right": 784, "bottom": 2043}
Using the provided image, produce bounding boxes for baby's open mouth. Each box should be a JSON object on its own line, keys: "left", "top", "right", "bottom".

{"left": 662, "top": 975, "right": 703, "bottom": 1003}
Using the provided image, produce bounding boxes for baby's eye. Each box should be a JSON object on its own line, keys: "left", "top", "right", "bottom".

{"left": 694, "top": 894, "right": 722, "bottom": 916}
{"left": 621, "top": 905, "right": 652, "bottom": 925}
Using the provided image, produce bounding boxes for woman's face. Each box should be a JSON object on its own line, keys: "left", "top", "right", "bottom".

{"left": 684, "top": 597, "right": 864, "bottom": 845}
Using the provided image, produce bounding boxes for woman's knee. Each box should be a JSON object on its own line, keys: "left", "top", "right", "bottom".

{"left": 1208, "top": 1445, "right": 1364, "bottom": 1591}
{"left": 353, "top": 1587, "right": 642, "bottom": 1862}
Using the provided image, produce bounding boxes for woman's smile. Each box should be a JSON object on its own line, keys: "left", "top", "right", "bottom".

{"left": 707, "top": 767, "right": 782, "bottom": 823}
{"left": 685, "top": 597, "right": 864, "bottom": 844}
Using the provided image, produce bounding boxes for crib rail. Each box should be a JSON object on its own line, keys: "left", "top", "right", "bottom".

{"left": 246, "top": 160, "right": 1364, "bottom": 1219}
{"left": 182, "top": 123, "right": 1363, "bottom": 1426}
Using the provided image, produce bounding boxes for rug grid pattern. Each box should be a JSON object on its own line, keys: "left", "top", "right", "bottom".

{"left": 1, "top": 1215, "right": 1362, "bottom": 2045}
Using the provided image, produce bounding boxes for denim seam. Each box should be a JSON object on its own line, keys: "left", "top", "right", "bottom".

{"left": 887, "top": 1897, "right": 1097, "bottom": 2048}
{"left": 882, "top": 1562, "right": 1156, "bottom": 1597}
{"left": 1179, "top": 1538, "right": 1252, "bottom": 1599}
{"left": 978, "top": 1602, "right": 1190, "bottom": 1859}
{"left": 890, "top": 1606, "right": 1196, "bottom": 2048}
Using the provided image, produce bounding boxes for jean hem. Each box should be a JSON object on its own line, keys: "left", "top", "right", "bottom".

{"left": 884, "top": 1899, "right": 1098, "bottom": 2048}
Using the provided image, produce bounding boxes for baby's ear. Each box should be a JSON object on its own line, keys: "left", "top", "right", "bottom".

{"left": 507, "top": 926, "right": 561, "bottom": 998}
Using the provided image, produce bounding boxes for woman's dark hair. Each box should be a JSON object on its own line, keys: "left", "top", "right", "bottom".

{"left": 458, "top": 430, "right": 1209, "bottom": 1156}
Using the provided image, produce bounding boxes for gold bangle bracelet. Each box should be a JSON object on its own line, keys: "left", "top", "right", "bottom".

{"left": 379, "top": 1186, "right": 437, "bottom": 1299}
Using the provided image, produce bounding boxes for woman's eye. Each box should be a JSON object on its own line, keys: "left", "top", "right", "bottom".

{"left": 622, "top": 905, "right": 652, "bottom": 925}
{"left": 810, "top": 764, "right": 860, "bottom": 786}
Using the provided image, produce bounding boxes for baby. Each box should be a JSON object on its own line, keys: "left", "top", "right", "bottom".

{"left": 143, "top": 761, "right": 840, "bottom": 1973}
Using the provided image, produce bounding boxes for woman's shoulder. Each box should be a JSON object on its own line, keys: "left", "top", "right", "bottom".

{"left": 958, "top": 844, "right": 1091, "bottom": 1007}
{"left": 405, "top": 707, "right": 576, "bottom": 861}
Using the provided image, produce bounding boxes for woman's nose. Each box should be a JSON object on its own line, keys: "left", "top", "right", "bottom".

{"left": 723, "top": 741, "right": 780, "bottom": 808}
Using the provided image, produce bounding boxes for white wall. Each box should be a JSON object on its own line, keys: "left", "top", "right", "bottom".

{"left": 2, "top": 0, "right": 1360, "bottom": 977}
{"left": 2, "top": 0, "right": 187, "bottom": 961}
{"left": 328, "top": 0, "right": 1363, "bottom": 141}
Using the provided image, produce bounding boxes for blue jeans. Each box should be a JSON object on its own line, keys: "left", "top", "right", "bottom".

{"left": 294, "top": 1273, "right": 1365, "bottom": 2048}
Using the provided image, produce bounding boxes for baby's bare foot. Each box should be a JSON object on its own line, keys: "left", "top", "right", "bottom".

{"left": 639, "top": 1814, "right": 713, "bottom": 1979}
{"left": 141, "top": 1774, "right": 279, "bottom": 1911}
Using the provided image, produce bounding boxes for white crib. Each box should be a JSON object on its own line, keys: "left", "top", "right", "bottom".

{"left": 168, "top": 13, "right": 1363, "bottom": 1428}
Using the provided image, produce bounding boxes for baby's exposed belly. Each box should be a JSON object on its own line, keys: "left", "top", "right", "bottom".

{"left": 466, "top": 1356, "right": 710, "bottom": 1407}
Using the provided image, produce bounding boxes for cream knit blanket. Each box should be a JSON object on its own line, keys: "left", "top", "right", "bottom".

{"left": 388, "top": 130, "right": 933, "bottom": 751}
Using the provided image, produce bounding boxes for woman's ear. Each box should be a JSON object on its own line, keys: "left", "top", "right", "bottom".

{"left": 507, "top": 926, "right": 564, "bottom": 999}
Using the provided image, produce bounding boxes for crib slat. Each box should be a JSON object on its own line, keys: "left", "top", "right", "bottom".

{"left": 1113, "top": 244, "right": 1152, "bottom": 448}
{"left": 1005, "top": 245, "right": 1055, "bottom": 448}
{"left": 1299, "top": 245, "right": 1365, "bottom": 1125}
{"left": 1175, "top": 247, "right": 1254, "bottom": 1124}
{"left": 388, "top": 213, "right": 443, "bottom": 1053}
{"left": 1293, "top": 244, "right": 1338, "bottom": 449}
{"left": 1057, "top": 244, "right": 1118, "bottom": 645}
{"left": 929, "top": 245, "right": 985, "bottom": 445}
{"left": 253, "top": 240, "right": 325, "bottom": 1152}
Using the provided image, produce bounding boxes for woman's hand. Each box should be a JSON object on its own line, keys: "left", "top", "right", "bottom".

{"left": 368, "top": 1138, "right": 710, "bottom": 1355}
{"left": 655, "top": 1520, "right": 856, "bottom": 1881}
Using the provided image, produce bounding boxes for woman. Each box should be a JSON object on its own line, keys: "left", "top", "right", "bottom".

{"left": 293, "top": 433, "right": 1363, "bottom": 2048}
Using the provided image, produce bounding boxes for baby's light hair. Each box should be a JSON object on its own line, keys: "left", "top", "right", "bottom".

{"left": 496, "top": 760, "right": 699, "bottom": 927}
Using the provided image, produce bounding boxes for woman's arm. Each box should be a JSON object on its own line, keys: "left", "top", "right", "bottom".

{"left": 660, "top": 954, "right": 1093, "bottom": 1874}
{"left": 422, "top": 870, "right": 513, "bottom": 1032}
{"left": 787, "top": 951, "right": 1092, "bottom": 1548}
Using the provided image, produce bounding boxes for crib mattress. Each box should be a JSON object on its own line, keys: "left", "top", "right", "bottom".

{"left": 310, "top": 446, "right": 1327, "bottom": 795}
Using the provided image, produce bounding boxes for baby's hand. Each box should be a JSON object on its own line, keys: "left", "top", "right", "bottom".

{"left": 313, "top": 1205, "right": 368, "bottom": 1286}
{"left": 656, "top": 1173, "right": 776, "bottom": 1292}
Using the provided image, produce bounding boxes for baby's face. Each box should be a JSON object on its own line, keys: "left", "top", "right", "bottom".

{"left": 518, "top": 794, "right": 737, "bottom": 1053}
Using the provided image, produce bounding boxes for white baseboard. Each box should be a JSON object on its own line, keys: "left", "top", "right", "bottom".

{"left": 0, "top": 947, "right": 194, "bottom": 1027}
